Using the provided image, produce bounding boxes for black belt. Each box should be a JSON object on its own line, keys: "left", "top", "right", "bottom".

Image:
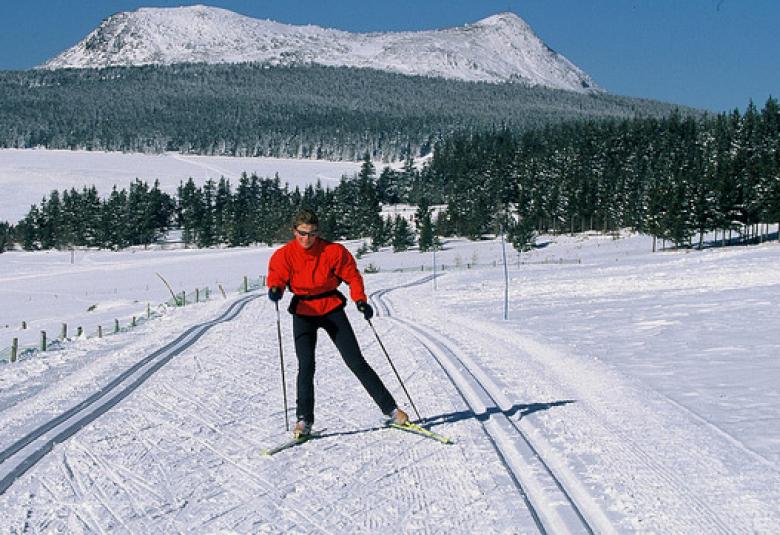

{"left": 288, "top": 288, "right": 347, "bottom": 315}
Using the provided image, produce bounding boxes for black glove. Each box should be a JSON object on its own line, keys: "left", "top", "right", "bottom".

{"left": 356, "top": 300, "right": 374, "bottom": 320}
{"left": 268, "top": 286, "right": 283, "bottom": 302}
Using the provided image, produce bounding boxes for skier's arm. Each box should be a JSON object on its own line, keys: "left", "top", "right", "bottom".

{"left": 334, "top": 245, "right": 367, "bottom": 303}
{"left": 267, "top": 248, "right": 290, "bottom": 296}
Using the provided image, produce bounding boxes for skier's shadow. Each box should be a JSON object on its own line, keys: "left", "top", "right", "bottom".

{"left": 418, "top": 400, "right": 576, "bottom": 429}
{"left": 316, "top": 400, "right": 575, "bottom": 439}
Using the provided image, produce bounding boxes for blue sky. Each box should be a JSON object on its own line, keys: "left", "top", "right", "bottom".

{"left": 0, "top": 0, "right": 776, "bottom": 113}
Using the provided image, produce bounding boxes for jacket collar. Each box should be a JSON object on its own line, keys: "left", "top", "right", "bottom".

{"left": 292, "top": 237, "right": 323, "bottom": 256}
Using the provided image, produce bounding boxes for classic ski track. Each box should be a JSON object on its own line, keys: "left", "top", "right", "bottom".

{"left": 0, "top": 293, "right": 260, "bottom": 497}
{"left": 371, "top": 277, "right": 603, "bottom": 535}
{"left": 3, "top": 286, "right": 534, "bottom": 532}
{"left": 376, "top": 274, "right": 775, "bottom": 533}
{"left": 436, "top": 313, "right": 765, "bottom": 533}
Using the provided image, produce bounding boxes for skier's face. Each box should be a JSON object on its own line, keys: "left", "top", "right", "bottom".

{"left": 294, "top": 224, "right": 319, "bottom": 249}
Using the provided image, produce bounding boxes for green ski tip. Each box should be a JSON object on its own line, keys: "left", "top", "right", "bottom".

{"left": 390, "top": 422, "right": 454, "bottom": 444}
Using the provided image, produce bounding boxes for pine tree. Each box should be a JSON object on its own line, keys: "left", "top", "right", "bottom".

{"left": 416, "top": 198, "right": 435, "bottom": 252}
{"left": 506, "top": 216, "right": 536, "bottom": 252}
{"left": 214, "top": 177, "right": 233, "bottom": 243}
{"left": 0, "top": 221, "right": 11, "bottom": 253}
{"left": 230, "top": 173, "right": 256, "bottom": 246}
{"left": 391, "top": 215, "right": 415, "bottom": 252}
{"left": 148, "top": 180, "right": 175, "bottom": 243}
{"left": 177, "top": 178, "right": 202, "bottom": 246}
{"left": 198, "top": 179, "right": 217, "bottom": 247}
{"left": 101, "top": 187, "right": 129, "bottom": 249}
{"left": 39, "top": 191, "right": 62, "bottom": 249}
{"left": 369, "top": 217, "right": 390, "bottom": 251}
{"left": 81, "top": 186, "right": 103, "bottom": 247}
{"left": 17, "top": 206, "right": 39, "bottom": 250}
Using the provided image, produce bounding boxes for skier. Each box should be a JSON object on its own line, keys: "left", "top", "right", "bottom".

{"left": 267, "top": 208, "right": 409, "bottom": 438}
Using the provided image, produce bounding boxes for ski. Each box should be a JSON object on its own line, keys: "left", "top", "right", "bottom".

{"left": 389, "top": 422, "right": 454, "bottom": 444}
{"left": 260, "top": 429, "right": 326, "bottom": 456}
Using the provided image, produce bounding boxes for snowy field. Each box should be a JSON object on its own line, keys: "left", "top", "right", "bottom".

{"left": 0, "top": 149, "right": 364, "bottom": 223}
{"left": 1, "top": 232, "right": 779, "bottom": 533}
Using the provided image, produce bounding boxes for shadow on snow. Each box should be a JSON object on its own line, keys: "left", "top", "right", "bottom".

{"left": 315, "top": 399, "right": 576, "bottom": 440}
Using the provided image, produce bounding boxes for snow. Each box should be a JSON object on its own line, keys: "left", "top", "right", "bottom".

{"left": 40, "top": 6, "right": 600, "bottom": 93}
{"left": 0, "top": 149, "right": 362, "bottom": 224}
{"left": 1, "top": 230, "right": 779, "bottom": 532}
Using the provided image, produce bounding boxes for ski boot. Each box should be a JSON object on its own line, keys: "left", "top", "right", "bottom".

{"left": 388, "top": 407, "right": 409, "bottom": 426}
{"left": 292, "top": 420, "right": 313, "bottom": 439}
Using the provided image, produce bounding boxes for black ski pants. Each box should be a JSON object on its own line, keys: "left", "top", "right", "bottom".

{"left": 292, "top": 307, "right": 396, "bottom": 423}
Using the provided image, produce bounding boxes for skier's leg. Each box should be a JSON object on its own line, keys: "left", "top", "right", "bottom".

{"left": 323, "top": 308, "right": 397, "bottom": 415}
{"left": 292, "top": 314, "right": 318, "bottom": 423}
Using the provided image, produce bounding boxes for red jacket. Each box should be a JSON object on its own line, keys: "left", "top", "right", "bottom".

{"left": 267, "top": 237, "right": 367, "bottom": 316}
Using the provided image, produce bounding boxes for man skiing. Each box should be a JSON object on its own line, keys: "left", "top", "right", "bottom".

{"left": 267, "top": 209, "right": 409, "bottom": 438}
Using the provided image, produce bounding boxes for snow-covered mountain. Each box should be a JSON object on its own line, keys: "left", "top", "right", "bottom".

{"left": 40, "top": 5, "right": 601, "bottom": 93}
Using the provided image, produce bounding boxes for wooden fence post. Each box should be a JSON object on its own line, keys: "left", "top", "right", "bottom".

{"left": 243, "top": 276, "right": 249, "bottom": 293}
{"left": 60, "top": 323, "right": 67, "bottom": 340}
{"left": 77, "top": 326, "right": 83, "bottom": 337}
{"left": 132, "top": 316, "right": 137, "bottom": 327}
{"left": 182, "top": 291, "right": 186, "bottom": 306}
{"left": 196, "top": 288, "right": 200, "bottom": 303}
{"left": 114, "top": 319, "right": 120, "bottom": 333}
{"left": 11, "top": 338, "right": 18, "bottom": 362}
{"left": 205, "top": 287, "right": 210, "bottom": 300}
{"left": 22, "top": 321, "right": 27, "bottom": 330}
{"left": 98, "top": 325, "right": 103, "bottom": 338}
{"left": 41, "top": 331, "right": 47, "bottom": 352}
{"left": 147, "top": 303, "right": 151, "bottom": 318}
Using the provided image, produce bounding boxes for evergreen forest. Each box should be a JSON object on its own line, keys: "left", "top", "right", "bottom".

{"left": 0, "top": 63, "right": 687, "bottom": 161}
{"left": 2, "top": 98, "right": 778, "bottom": 255}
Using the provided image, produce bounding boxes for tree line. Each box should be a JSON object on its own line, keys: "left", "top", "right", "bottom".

{"left": 2, "top": 97, "right": 777, "bottom": 255}
{"left": 0, "top": 63, "right": 689, "bottom": 162}
{"left": 2, "top": 154, "right": 422, "bottom": 253}
{"left": 424, "top": 98, "right": 780, "bottom": 248}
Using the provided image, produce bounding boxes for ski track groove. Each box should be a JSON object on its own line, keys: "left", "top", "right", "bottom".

{"left": 389, "top": 272, "right": 780, "bottom": 533}
{"left": 440, "top": 313, "right": 762, "bottom": 533}
{"left": 371, "top": 278, "right": 599, "bottom": 535}
{"left": 0, "top": 293, "right": 260, "bottom": 496}
{"left": 6, "top": 277, "right": 574, "bottom": 532}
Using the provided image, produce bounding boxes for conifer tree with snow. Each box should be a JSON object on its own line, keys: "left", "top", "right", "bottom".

{"left": 0, "top": 221, "right": 11, "bottom": 253}
{"left": 369, "top": 216, "right": 390, "bottom": 252}
{"left": 391, "top": 215, "right": 416, "bottom": 252}
{"left": 214, "top": 177, "right": 233, "bottom": 244}
{"left": 416, "top": 198, "right": 436, "bottom": 252}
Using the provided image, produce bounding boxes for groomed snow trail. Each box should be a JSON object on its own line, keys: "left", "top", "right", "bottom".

{"left": 386, "top": 273, "right": 780, "bottom": 533}
{"left": 0, "top": 294, "right": 260, "bottom": 495}
{"left": 0, "top": 286, "right": 543, "bottom": 533}
{"left": 2, "top": 267, "right": 779, "bottom": 533}
{"left": 372, "top": 278, "right": 606, "bottom": 535}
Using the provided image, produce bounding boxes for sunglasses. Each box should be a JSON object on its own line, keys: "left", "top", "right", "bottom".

{"left": 295, "top": 228, "right": 319, "bottom": 238}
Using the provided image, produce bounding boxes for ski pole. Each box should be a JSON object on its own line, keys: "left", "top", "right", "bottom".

{"left": 367, "top": 319, "right": 421, "bottom": 421}
{"left": 275, "top": 301, "right": 290, "bottom": 431}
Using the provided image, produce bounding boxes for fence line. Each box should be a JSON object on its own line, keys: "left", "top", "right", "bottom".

{"left": 0, "top": 275, "right": 267, "bottom": 365}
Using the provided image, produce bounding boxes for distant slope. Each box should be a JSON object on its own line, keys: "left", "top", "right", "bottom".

{"left": 0, "top": 63, "right": 693, "bottom": 161}
{"left": 40, "top": 6, "right": 599, "bottom": 93}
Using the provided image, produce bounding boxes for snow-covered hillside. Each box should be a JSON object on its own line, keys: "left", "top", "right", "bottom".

{"left": 0, "top": 149, "right": 362, "bottom": 224}
{"left": 40, "top": 5, "right": 600, "bottom": 93}
{"left": 1, "top": 232, "right": 779, "bottom": 532}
